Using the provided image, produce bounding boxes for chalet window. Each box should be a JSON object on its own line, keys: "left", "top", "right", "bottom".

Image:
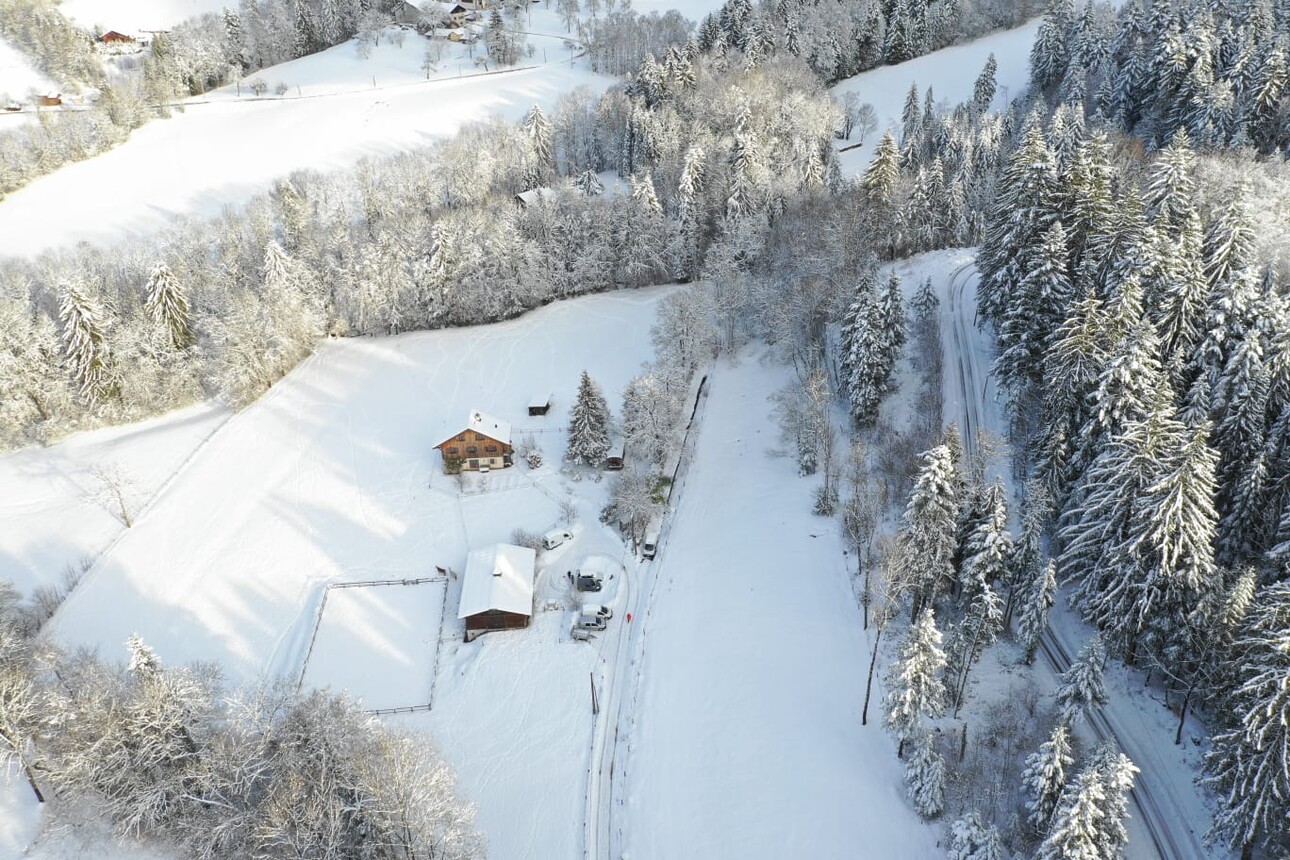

{"left": 466, "top": 446, "right": 479, "bottom": 454}
{"left": 474, "top": 432, "right": 485, "bottom": 441}
{"left": 446, "top": 447, "right": 459, "bottom": 456}
{"left": 485, "top": 445, "right": 498, "bottom": 453}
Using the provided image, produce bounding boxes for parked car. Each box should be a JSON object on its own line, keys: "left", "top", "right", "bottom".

{"left": 542, "top": 529, "right": 573, "bottom": 550}
{"left": 571, "top": 569, "right": 603, "bottom": 592}
{"left": 641, "top": 519, "right": 660, "bottom": 559}
{"left": 576, "top": 604, "right": 612, "bottom": 630}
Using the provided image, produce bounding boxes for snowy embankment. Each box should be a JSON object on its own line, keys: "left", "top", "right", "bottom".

{"left": 0, "top": 29, "right": 612, "bottom": 257}
{"left": 923, "top": 247, "right": 1224, "bottom": 859}
{"left": 0, "top": 403, "right": 229, "bottom": 598}
{"left": 0, "top": 37, "right": 59, "bottom": 102}
{"left": 618, "top": 349, "right": 942, "bottom": 859}
{"left": 830, "top": 21, "right": 1040, "bottom": 174}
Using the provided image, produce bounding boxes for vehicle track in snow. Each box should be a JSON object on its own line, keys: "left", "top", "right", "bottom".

{"left": 944, "top": 261, "right": 1211, "bottom": 860}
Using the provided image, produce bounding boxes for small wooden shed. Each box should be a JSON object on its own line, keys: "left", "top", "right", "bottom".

{"left": 459, "top": 544, "right": 536, "bottom": 641}
{"left": 528, "top": 394, "right": 552, "bottom": 416}
{"left": 604, "top": 439, "right": 625, "bottom": 471}
{"left": 37, "top": 93, "right": 61, "bottom": 107}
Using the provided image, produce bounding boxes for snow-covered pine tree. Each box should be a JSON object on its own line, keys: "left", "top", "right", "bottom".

{"left": 575, "top": 169, "right": 604, "bottom": 197}
{"left": 899, "top": 446, "right": 961, "bottom": 612}
{"left": 862, "top": 130, "right": 901, "bottom": 209}
{"left": 566, "top": 370, "right": 611, "bottom": 466}
{"left": 972, "top": 53, "right": 997, "bottom": 114}
{"left": 901, "top": 81, "right": 922, "bottom": 147}
{"left": 945, "top": 573, "right": 1003, "bottom": 715}
{"left": 58, "top": 281, "right": 116, "bottom": 405}
{"left": 522, "top": 105, "right": 554, "bottom": 189}
{"left": 879, "top": 272, "right": 906, "bottom": 349}
{"left": 144, "top": 263, "right": 192, "bottom": 350}
{"left": 1202, "top": 581, "right": 1290, "bottom": 857}
{"left": 1018, "top": 560, "right": 1057, "bottom": 665}
{"left": 948, "top": 811, "right": 1004, "bottom": 860}
{"left": 725, "top": 131, "right": 759, "bottom": 221}
{"left": 904, "top": 732, "right": 946, "bottom": 818}
{"left": 1054, "top": 634, "right": 1109, "bottom": 725}
{"left": 1023, "top": 722, "right": 1074, "bottom": 835}
{"left": 1036, "top": 745, "right": 1137, "bottom": 860}
{"left": 884, "top": 606, "right": 946, "bottom": 756}
{"left": 996, "top": 221, "right": 1074, "bottom": 399}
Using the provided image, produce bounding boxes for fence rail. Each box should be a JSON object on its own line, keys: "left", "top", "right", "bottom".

{"left": 329, "top": 575, "right": 445, "bottom": 589}
{"left": 366, "top": 703, "right": 432, "bottom": 716}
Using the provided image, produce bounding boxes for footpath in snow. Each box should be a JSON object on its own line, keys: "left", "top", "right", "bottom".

{"left": 619, "top": 348, "right": 941, "bottom": 859}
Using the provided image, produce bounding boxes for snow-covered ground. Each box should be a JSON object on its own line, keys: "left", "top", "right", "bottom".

{"left": 831, "top": 22, "right": 1040, "bottom": 174}
{"left": 0, "top": 38, "right": 59, "bottom": 103}
{"left": 0, "top": 402, "right": 230, "bottom": 598}
{"left": 617, "top": 349, "right": 942, "bottom": 859}
{"left": 34, "top": 286, "right": 670, "bottom": 857}
{"left": 57, "top": 0, "right": 232, "bottom": 33}
{"left": 300, "top": 578, "right": 447, "bottom": 711}
{"left": 0, "top": 27, "right": 612, "bottom": 257}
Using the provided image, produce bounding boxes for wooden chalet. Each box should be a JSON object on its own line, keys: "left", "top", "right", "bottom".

{"left": 37, "top": 93, "right": 61, "bottom": 107}
{"left": 99, "top": 31, "right": 136, "bottom": 44}
{"left": 434, "top": 409, "right": 513, "bottom": 472}
{"left": 395, "top": 0, "right": 469, "bottom": 26}
{"left": 515, "top": 186, "right": 558, "bottom": 208}
{"left": 459, "top": 544, "right": 535, "bottom": 641}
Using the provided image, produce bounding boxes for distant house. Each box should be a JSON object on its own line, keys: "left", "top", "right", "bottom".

{"left": 37, "top": 93, "right": 61, "bottom": 107}
{"left": 434, "top": 409, "right": 513, "bottom": 472}
{"left": 515, "top": 187, "right": 558, "bottom": 208}
{"left": 99, "top": 31, "right": 135, "bottom": 44}
{"left": 528, "top": 394, "right": 552, "bottom": 416}
{"left": 395, "top": 0, "right": 469, "bottom": 26}
{"left": 459, "top": 543, "right": 536, "bottom": 641}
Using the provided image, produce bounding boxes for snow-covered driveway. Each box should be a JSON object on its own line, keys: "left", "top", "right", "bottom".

{"left": 619, "top": 349, "right": 940, "bottom": 858}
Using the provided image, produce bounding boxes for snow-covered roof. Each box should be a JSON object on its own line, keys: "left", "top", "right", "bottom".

{"left": 402, "top": 0, "right": 467, "bottom": 14}
{"left": 515, "top": 187, "right": 558, "bottom": 207}
{"left": 436, "top": 409, "right": 511, "bottom": 447}
{"left": 529, "top": 393, "right": 551, "bottom": 408}
{"left": 458, "top": 544, "right": 536, "bottom": 619}
{"left": 606, "top": 438, "right": 625, "bottom": 459}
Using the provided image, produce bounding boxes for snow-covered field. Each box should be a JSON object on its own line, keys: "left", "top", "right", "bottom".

{"left": 57, "top": 0, "right": 232, "bottom": 32}
{"left": 831, "top": 21, "right": 1040, "bottom": 174}
{"left": 618, "top": 349, "right": 942, "bottom": 859}
{"left": 300, "top": 578, "right": 446, "bottom": 711}
{"left": 0, "top": 28, "right": 612, "bottom": 257}
{"left": 0, "top": 38, "right": 59, "bottom": 103}
{"left": 0, "top": 403, "right": 229, "bottom": 598}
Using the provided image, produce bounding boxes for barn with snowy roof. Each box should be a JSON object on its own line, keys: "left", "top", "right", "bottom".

{"left": 434, "top": 409, "right": 513, "bottom": 472}
{"left": 459, "top": 543, "right": 535, "bottom": 641}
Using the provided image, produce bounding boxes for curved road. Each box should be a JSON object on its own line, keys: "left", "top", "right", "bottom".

{"left": 943, "top": 262, "right": 1214, "bottom": 860}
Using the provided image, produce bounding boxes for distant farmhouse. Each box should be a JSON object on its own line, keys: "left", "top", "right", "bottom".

{"left": 435, "top": 409, "right": 513, "bottom": 472}
{"left": 394, "top": 0, "right": 471, "bottom": 26}
{"left": 459, "top": 543, "right": 535, "bottom": 641}
{"left": 98, "top": 30, "right": 135, "bottom": 44}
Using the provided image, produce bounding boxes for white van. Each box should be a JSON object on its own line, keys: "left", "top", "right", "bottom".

{"left": 641, "top": 518, "right": 660, "bottom": 559}
{"left": 542, "top": 529, "right": 573, "bottom": 551}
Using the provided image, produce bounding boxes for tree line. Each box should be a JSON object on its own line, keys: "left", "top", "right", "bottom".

{"left": 0, "top": 601, "right": 484, "bottom": 858}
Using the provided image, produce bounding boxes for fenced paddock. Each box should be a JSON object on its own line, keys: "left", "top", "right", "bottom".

{"left": 299, "top": 576, "right": 448, "bottom": 713}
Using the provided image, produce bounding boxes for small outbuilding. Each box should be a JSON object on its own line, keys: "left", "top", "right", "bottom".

{"left": 37, "top": 93, "right": 61, "bottom": 107}
{"left": 434, "top": 409, "right": 513, "bottom": 472}
{"left": 604, "top": 439, "right": 625, "bottom": 470}
{"left": 515, "top": 187, "right": 558, "bottom": 208}
{"left": 459, "top": 543, "right": 536, "bottom": 641}
{"left": 528, "top": 394, "right": 552, "bottom": 416}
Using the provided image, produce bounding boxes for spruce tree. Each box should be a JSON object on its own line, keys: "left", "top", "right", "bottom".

{"left": 522, "top": 105, "right": 554, "bottom": 189}
{"left": 566, "top": 371, "right": 610, "bottom": 466}
{"left": 904, "top": 732, "right": 946, "bottom": 818}
{"left": 144, "top": 263, "right": 192, "bottom": 350}
{"left": 884, "top": 606, "right": 946, "bottom": 755}
{"left": 973, "top": 53, "right": 997, "bottom": 113}
{"left": 899, "top": 446, "right": 961, "bottom": 611}
{"left": 1203, "top": 581, "right": 1290, "bottom": 857}
{"left": 1018, "top": 560, "right": 1057, "bottom": 665}
{"left": 59, "top": 281, "right": 116, "bottom": 405}
{"left": 1023, "top": 723, "right": 1074, "bottom": 835}
{"left": 1054, "top": 635, "right": 1109, "bottom": 725}
{"left": 948, "top": 811, "right": 1003, "bottom": 860}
